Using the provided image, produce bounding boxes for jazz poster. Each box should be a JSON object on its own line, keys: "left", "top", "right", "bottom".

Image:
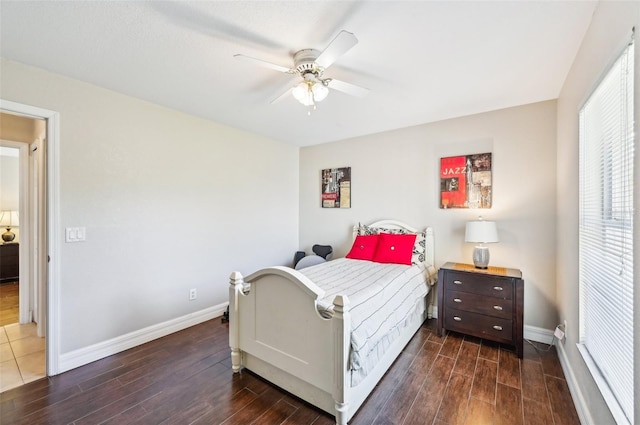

{"left": 321, "top": 167, "right": 351, "bottom": 208}
{"left": 440, "top": 153, "right": 492, "bottom": 209}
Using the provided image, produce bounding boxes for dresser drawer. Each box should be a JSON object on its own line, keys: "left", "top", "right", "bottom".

{"left": 444, "top": 308, "right": 513, "bottom": 343}
{"left": 443, "top": 271, "right": 513, "bottom": 299}
{"left": 1, "top": 244, "right": 18, "bottom": 256}
{"left": 445, "top": 290, "right": 512, "bottom": 319}
{"left": 1, "top": 254, "right": 19, "bottom": 267}
{"left": 0, "top": 243, "right": 19, "bottom": 281}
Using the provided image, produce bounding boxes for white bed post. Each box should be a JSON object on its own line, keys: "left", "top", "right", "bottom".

{"left": 332, "top": 295, "right": 351, "bottom": 425}
{"left": 229, "top": 271, "right": 244, "bottom": 373}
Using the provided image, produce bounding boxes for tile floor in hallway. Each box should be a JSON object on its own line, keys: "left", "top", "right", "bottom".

{"left": 0, "top": 322, "right": 45, "bottom": 393}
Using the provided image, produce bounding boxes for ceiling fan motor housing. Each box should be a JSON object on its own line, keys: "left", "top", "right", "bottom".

{"left": 293, "top": 49, "right": 323, "bottom": 76}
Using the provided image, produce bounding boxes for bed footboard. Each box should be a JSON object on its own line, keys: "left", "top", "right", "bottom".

{"left": 229, "top": 267, "right": 351, "bottom": 424}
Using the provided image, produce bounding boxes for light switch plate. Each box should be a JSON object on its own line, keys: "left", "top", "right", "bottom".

{"left": 66, "top": 227, "right": 86, "bottom": 242}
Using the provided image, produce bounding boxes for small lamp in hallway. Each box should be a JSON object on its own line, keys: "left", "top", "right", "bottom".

{"left": 0, "top": 210, "right": 19, "bottom": 243}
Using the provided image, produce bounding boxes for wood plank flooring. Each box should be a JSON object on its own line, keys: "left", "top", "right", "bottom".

{"left": 0, "top": 318, "right": 581, "bottom": 425}
{"left": 0, "top": 281, "right": 19, "bottom": 326}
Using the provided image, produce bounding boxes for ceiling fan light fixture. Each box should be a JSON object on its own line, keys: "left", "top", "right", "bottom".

{"left": 312, "top": 81, "right": 329, "bottom": 102}
{"left": 292, "top": 81, "right": 309, "bottom": 103}
{"left": 295, "top": 86, "right": 314, "bottom": 106}
{"left": 292, "top": 77, "right": 328, "bottom": 107}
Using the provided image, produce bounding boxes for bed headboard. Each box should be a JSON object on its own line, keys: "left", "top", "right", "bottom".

{"left": 352, "top": 220, "right": 435, "bottom": 268}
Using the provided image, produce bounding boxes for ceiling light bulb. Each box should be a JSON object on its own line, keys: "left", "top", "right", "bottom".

{"left": 312, "top": 82, "right": 328, "bottom": 102}
{"left": 292, "top": 82, "right": 308, "bottom": 102}
{"left": 301, "top": 90, "right": 314, "bottom": 106}
{"left": 292, "top": 81, "right": 316, "bottom": 106}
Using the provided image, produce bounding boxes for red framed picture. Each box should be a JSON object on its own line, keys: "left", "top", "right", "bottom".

{"left": 440, "top": 153, "right": 492, "bottom": 209}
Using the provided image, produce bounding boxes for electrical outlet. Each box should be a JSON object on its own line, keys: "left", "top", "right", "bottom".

{"left": 189, "top": 288, "right": 197, "bottom": 301}
{"left": 554, "top": 325, "right": 565, "bottom": 340}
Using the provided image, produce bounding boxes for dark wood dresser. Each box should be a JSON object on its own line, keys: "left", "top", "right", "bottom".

{"left": 0, "top": 243, "right": 19, "bottom": 283}
{"left": 437, "top": 262, "right": 524, "bottom": 357}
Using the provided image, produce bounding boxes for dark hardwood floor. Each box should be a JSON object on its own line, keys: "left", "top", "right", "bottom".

{"left": 0, "top": 317, "right": 581, "bottom": 425}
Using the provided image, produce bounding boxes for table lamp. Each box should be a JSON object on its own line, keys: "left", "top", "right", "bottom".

{"left": 465, "top": 217, "right": 499, "bottom": 269}
{"left": 0, "top": 210, "right": 19, "bottom": 243}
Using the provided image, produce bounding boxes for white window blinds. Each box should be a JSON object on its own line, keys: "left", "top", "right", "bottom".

{"left": 578, "top": 37, "right": 634, "bottom": 424}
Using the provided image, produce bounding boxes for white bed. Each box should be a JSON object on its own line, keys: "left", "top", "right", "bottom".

{"left": 228, "top": 220, "right": 435, "bottom": 425}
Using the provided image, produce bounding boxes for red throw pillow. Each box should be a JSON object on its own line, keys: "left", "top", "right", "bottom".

{"left": 372, "top": 233, "right": 417, "bottom": 265}
{"left": 346, "top": 235, "right": 380, "bottom": 261}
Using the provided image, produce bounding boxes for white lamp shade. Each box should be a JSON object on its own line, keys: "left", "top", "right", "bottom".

{"left": 311, "top": 82, "right": 328, "bottom": 102}
{"left": 465, "top": 220, "right": 498, "bottom": 243}
{"left": 292, "top": 79, "right": 329, "bottom": 106}
{"left": 0, "top": 211, "right": 18, "bottom": 227}
{"left": 292, "top": 82, "right": 309, "bottom": 101}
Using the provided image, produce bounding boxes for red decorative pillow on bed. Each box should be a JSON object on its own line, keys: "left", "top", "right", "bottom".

{"left": 372, "top": 233, "right": 417, "bottom": 265}
{"left": 346, "top": 235, "right": 380, "bottom": 261}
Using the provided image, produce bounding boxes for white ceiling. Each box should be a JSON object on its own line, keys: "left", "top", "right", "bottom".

{"left": 0, "top": 1, "right": 596, "bottom": 146}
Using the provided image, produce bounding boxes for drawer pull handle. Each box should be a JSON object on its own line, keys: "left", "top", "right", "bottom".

{"left": 454, "top": 280, "right": 463, "bottom": 285}
{"left": 492, "top": 325, "right": 503, "bottom": 331}
{"left": 453, "top": 316, "right": 462, "bottom": 321}
{"left": 453, "top": 298, "right": 462, "bottom": 303}
{"left": 493, "top": 305, "right": 503, "bottom": 311}
{"left": 493, "top": 286, "right": 504, "bottom": 291}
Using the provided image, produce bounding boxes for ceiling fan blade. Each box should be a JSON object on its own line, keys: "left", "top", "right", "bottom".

{"left": 234, "top": 54, "right": 293, "bottom": 74}
{"left": 315, "top": 30, "right": 358, "bottom": 69}
{"left": 327, "top": 79, "right": 369, "bottom": 98}
{"left": 270, "top": 87, "right": 292, "bottom": 104}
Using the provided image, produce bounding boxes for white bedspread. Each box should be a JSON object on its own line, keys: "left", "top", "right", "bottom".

{"left": 298, "top": 258, "right": 435, "bottom": 385}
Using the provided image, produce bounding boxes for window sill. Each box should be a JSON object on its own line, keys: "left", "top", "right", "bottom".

{"left": 576, "top": 343, "right": 632, "bottom": 425}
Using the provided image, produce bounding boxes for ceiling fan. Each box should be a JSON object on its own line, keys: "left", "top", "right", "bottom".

{"left": 235, "top": 30, "right": 369, "bottom": 110}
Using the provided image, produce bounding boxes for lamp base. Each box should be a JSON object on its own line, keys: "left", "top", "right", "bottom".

{"left": 472, "top": 246, "right": 490, "bottom": 269}
{"left": 2, "top": 228, "right": 15, "bottom": 243}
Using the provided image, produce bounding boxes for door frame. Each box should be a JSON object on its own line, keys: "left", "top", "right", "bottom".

{"left": 0, "top": 140, "right": 31, "bottom": 325}
{"left": 0, "top": 99, "right": 60, "bottom": 375}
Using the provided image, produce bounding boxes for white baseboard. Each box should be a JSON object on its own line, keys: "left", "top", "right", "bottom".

{"left": 58, "top": 302, "right": 228, "bottom": 374}
{"left": 556, "top": 341, "right": 594, "bottom": 425}
{"left": 523, "top": 324, "right": 554, "bottom": 344}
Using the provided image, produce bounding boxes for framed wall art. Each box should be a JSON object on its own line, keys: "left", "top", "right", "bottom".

{"left": 321, "top": 167, "right": 351, "bottom": 208}
{"left": 440, "top": 153, "right": 492, "bottom": 209}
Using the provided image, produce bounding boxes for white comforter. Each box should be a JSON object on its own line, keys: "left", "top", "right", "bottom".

{"left": 298, "top": 258, "right": 435, "bottom": 384}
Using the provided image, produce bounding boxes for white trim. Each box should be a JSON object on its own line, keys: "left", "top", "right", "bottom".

{"left": 45, "top": 110, "right": 60, "bottom": 375}
{"left": 17, "top": 142, "right": 30, "bottom": 324}
{"left": 554, "top": 341, "right": 596, "bottom": 425}
{"left": 0, "top": 139, "right": 31, "bottom": 324}
{"left": 523, "top": 324, "right": 554, "bottom": 345}
{"left": 576, "top": 343, "right": 631, "bottom": 425}
{"left": 58, "top": 303, "right": 228, "bottom": 374}
{"left": 0, "top": 99, "right": 60, "bottom": 375}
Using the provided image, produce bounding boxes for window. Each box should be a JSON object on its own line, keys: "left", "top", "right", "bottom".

{"left": 579, "top": 37, "right": 634, "bottom": 424}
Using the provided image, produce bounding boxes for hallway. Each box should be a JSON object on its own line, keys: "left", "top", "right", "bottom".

{"left": 0, "top": 322, "right": 45, "bottom": 392}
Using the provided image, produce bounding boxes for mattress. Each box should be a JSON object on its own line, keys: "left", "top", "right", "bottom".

{"left": 298, "top": 258, "right": 435, "bottom": 385}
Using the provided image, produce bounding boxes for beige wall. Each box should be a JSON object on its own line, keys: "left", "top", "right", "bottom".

{"left": 300, "top": 100, "right": 558, "bottom": 331}
{"left": 0, "top": 112, "right": 45, "bottom": 143}
{"left": 0, "top": 58, "right": 300, "bottom": 354}
{"left": 556, "top": 2, "right": 640, "bottom": 424}
{"left": 0, "top": 154, "right": 19, "bottom": 210}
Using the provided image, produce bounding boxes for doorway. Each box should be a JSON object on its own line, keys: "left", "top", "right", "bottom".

{"left": 0, "top": 100, "right": 60, "bottom": 388}
{"left": 0, "top": 113, "right": 47, "bottom": 391}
